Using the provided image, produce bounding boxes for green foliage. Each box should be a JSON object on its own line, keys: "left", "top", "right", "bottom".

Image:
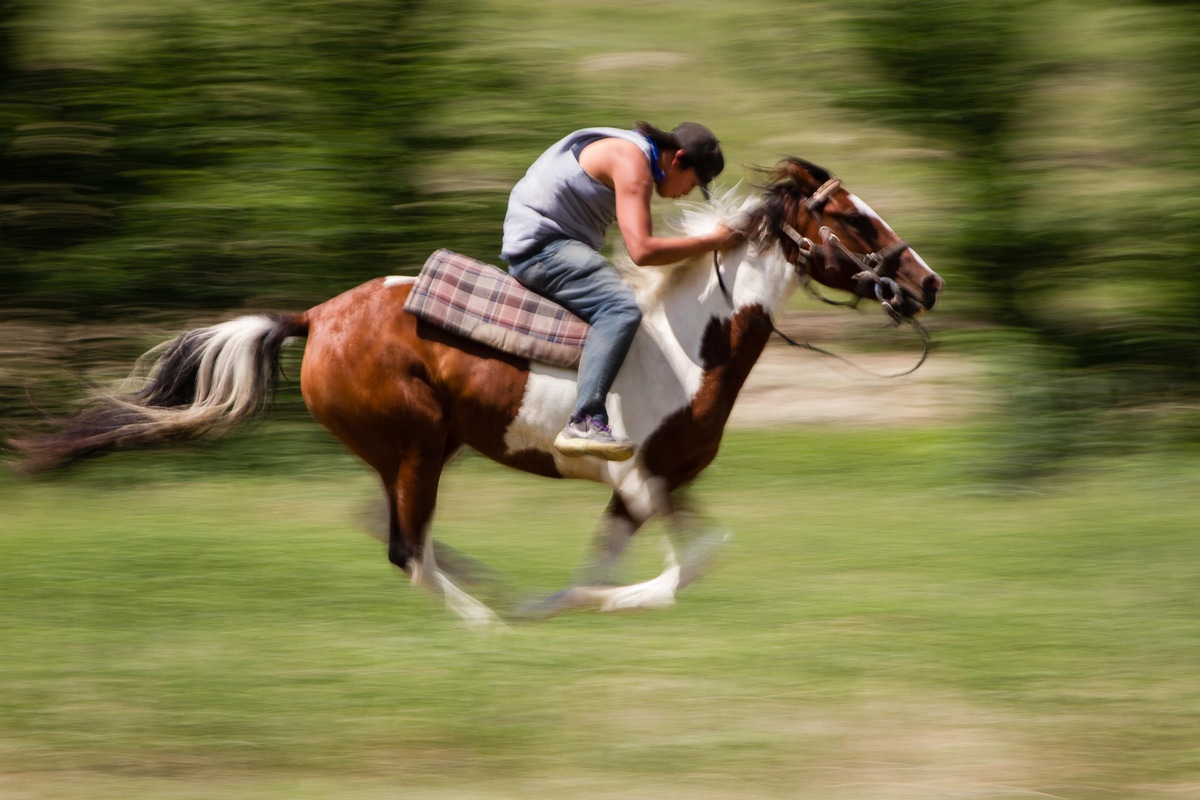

{"left": 0, "top": 0, "right": 519, "bottom": 312}
{"left": 841, "top": 0, "right": 1041, "bottom": 155}
{"left": 833, "top": 0, "right": 1200, "bottom": 470}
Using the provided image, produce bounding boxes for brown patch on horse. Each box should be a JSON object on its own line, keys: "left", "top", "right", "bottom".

{"left": 640, "top": 305, "right": 775, "bottom": 490}
{"left": 299, "top": 281, "right": 446, "bottom": 481}
{"left": 301, "top": 279, "right": 561, "bottom": 482}
{"left": 417, "top": 320, "right": 562, "bottom": 479}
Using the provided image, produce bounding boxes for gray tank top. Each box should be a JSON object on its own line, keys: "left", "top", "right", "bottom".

{"left": 501, "top": 127, "right": 655, "bottom": 263}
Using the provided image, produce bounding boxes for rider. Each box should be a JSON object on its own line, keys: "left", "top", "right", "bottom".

{"left": 501, "top": 121, "right": 742, "bottom": 461}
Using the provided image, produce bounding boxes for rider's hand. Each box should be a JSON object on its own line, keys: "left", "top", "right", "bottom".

{"left": 711, "top": 224, "right": 745, "bottom": 252}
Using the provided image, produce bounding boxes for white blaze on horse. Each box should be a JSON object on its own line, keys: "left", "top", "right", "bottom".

{"left": 13, "top": 158, "right": 943, "bottom": 624}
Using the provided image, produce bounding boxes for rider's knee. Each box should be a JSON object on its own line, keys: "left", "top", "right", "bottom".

{"left": 610, "top": 300, "right": 642, "bottom": 331}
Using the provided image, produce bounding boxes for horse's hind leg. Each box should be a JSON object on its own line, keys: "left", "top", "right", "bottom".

{"left": 661, "top": 491, "right": 730, "bottom": 592}
{"left": 385, "top": 440, "right": 501, "bottom": 627}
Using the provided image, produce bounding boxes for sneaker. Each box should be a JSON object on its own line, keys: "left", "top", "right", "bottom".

{"left": 553, "top": 416, "right": 636, "bottom": 461}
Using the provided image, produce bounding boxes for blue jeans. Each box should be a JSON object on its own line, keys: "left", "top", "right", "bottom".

{"left": 507, "top": 239, "right": 643, "bottom": 424}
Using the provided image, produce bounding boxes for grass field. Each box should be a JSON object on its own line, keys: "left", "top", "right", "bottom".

{"left": 2, "top": 425, "right": 1198, "bottom": 799}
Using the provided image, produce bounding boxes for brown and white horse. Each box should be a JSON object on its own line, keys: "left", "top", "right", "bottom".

{"left": 14, "top": 158, "right": 943, "bottom": 623}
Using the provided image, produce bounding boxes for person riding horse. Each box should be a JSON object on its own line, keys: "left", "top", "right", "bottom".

{"left": 16, "top": 154, "right": 944, "bottom": 623}
{"left": 501, "top": 122, "right": 744, "bottom": 461}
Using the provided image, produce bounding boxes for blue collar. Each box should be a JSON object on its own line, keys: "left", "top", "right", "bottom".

{"left": 642, "top": 135, "right": 666, "bottom": 184}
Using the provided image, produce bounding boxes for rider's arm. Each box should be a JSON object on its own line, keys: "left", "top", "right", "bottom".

{"left": 607, "top": 143, "right": 741, "bottom": 267}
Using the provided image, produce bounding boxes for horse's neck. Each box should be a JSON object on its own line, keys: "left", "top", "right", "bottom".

{"left": 644, "top": 242, "right": 791, "bottom": 420}
{"left": 703, "top": 302, "right": 776, "bottom": 398}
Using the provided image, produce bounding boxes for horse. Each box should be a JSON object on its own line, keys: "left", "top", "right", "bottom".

{"left": 12, "top": 157, "right": 943, "bottom": 624}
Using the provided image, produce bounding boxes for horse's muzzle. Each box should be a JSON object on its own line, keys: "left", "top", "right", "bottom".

{"left": 889, "top": 273, "right": 942, "bottom": 319}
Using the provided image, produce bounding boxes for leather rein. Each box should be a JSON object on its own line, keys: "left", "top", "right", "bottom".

{"left": 713, "top": 177, "right": 930, "bottom": 379}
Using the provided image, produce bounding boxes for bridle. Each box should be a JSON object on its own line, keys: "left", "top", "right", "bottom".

{"left": 777, "top": 178, "right": 914, "bottom": 323}
{"left": 712, "top": 176, "right": 931, "bottom": 378}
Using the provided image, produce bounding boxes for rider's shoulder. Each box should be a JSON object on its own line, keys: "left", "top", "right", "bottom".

{"left": 579, "top": 137, "right": 649, "bottom": 184}
{"left": 582, "top": 135, "right": 645, "bottom": 160}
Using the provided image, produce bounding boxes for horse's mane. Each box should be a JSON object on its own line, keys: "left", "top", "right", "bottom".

{"left": 747, "top": 157, "right": 831, "bottom": 244}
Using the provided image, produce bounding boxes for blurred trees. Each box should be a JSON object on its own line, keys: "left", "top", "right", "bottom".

{"left": 840, "top": 1, "right": 1043, "bottom": 324}
{"left": 841, "top": 0, "right": 1200, "bottom": 469}
{"left": 3, "top": 0, "right": 1200, "bottom": 469}
{"left": 0, "top": 0, "right": 525, "bottom": 313}
{"left": 0, "top": 0, "right": 625, "bottom": 424}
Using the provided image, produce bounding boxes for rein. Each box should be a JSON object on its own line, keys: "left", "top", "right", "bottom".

{"left": 769, "top": 311, "right": 930, "bottom": 379}
{"left": 710, "top": 177, "right": 930, "bottom": 379}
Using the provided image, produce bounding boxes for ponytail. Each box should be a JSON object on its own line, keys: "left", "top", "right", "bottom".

{"left": 633, "top": 121, "right": 680, "bottom": 153}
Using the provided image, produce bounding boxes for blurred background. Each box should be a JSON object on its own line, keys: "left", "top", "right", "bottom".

{"left": 3, "top": 4, "right": 1200, "bottom": 799}
{"left": 2, "top": 0, "right": 1198, "bottom": 473}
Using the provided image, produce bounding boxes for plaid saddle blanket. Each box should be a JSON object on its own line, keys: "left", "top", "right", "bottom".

{"left": 403, "top": 249, "right": 589, "bottom": 368}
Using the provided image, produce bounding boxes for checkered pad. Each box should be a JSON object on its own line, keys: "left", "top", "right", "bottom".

{"left": 403, "top": 249, "right": 589, "bottom": 368}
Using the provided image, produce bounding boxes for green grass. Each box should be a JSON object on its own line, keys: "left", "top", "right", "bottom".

{"left": 2, "top": 426, "right": 1198, "bottom": 799}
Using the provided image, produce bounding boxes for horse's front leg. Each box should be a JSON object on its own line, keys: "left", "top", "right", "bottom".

{"left": 512, "top": 479, "right": 728, "bottom": 620}
{"left": 512, "top": 494, "right": 650, "bottom": 620}
{"left": 662, "top": 490, "right": 731, "bottom": 593}
{"left": 573, "top": 494, "right": 643, "bottom": 586}
{"left": 581, "top": 486, "right": 729, "bottom": 613}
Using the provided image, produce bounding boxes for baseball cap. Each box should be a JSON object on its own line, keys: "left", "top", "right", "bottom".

{"left": 672, "top": 122, "right": 724, "bottom": 199}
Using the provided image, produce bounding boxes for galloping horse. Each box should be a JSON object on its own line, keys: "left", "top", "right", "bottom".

{"left": 14, "top": 158, "right": 943, "bottom": 623}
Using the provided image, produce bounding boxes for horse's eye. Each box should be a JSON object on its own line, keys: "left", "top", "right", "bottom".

{"left": 842, "top": 212, "right": 876, "bottom": 241}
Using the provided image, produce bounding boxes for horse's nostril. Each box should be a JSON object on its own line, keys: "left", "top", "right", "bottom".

{"left": 921, "top": 274, "right": 944, "bottom": 309}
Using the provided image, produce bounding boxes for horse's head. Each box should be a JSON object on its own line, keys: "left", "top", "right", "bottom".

{"left": 752, "top": 158, "right": 943, "bottom": 319}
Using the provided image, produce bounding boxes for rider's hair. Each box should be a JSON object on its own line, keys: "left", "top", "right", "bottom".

{"left": 635, "top": 121, "right": 724, "bottom": 185}
{"left": 634, "top": 121, "right": 680, "bottom": 153}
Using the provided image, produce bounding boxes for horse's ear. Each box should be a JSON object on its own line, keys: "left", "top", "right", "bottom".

{"left": 784, "top": 157, "right": 833, "bottom": 190}
{"left": 785, "top": 158, "right": 813, "bottom": 186}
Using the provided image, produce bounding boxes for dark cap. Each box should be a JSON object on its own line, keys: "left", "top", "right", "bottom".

{"left": 672, "top": 122, "right": 724, "bottom": 198}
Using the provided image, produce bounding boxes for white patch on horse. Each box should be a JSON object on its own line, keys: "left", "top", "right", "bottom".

{"left": 851, "top": 194, "right": 933, "bottom": 272}
{"left": 503, "top": 363, "right": 603, "bottom": 480}
{"left": 383, "top": 275, "right": 417, "bottom": 288}
{"left": 503, "top": 362, "right": 573, "bottom": 453}
{"left": 596, "top": 557, "right": 680, "bottom": 611}
{"left": 616, "top": 470, "right": 669, "bottom": 522}
{"left": 504, "top": 304, "right": 707, "bottom": 488}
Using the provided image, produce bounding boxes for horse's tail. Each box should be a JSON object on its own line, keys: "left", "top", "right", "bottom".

{"left": 11, "top": 313, "right": 309, "bottom": 473}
